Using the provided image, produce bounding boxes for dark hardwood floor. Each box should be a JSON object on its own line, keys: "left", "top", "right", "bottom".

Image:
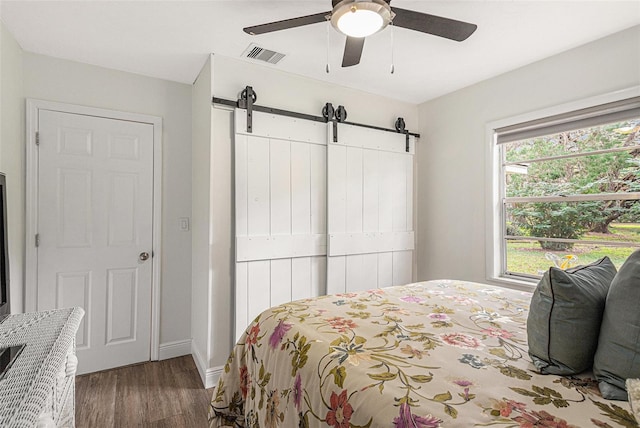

{"left": 75, "top": 355, "right": 215, "bottom": 428}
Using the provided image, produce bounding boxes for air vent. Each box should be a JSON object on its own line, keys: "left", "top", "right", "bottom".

{"left": 242, "top": 44, "right": 286, "bottom": 65}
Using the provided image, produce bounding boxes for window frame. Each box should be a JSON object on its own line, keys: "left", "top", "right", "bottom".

{"left": 486, "top": 86, "right": 640, "bottom": 287}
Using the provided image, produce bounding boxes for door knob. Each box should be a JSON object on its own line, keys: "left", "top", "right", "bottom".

{"left": 139, "top": 252, "right": 150, "bottom": 261}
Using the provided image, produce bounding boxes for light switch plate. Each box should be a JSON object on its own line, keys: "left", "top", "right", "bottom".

{"left": 178, "top": 217, "right": 190, "bottom": 232}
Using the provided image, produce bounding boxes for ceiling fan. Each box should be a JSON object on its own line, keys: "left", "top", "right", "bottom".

{"left": 243, "top": 0, "right": 477, "bottom": 67}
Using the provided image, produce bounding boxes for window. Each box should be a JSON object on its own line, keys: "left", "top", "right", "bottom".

{"left": 493, "top": 96, "right": 640, "bottom": 281}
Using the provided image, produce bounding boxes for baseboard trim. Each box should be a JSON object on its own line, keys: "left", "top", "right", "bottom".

{"left": 158, "top": 339, "right": 192, "bottom": 360}
{"left": 191, "top": 341, "right": 224, "bottom": 389}
{"left": 205, "top": 365, "right": 224, "bottom": 389}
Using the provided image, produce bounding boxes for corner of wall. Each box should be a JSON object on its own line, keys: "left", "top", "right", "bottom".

{"left": 0, "top": 21, "right": 26, "bottom": 314}
{"left": 191, "top": 54, "right": 214, "bottom": 375}
{"left": 191, "top": 338, "right": 223, "bottom": 389}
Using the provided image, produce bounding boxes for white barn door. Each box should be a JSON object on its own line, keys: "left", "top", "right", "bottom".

{"left": 234, "top": 110, "right": 327, "bottom": 339}
{"left": 327, "top": 124, "right": 415, "bottom": 294}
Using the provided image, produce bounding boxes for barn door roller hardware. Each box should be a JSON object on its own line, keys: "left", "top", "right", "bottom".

{"left": 322, "top": 103, "right": 337, "bottom": 142}
{"left": 395, "top": 117, "right": 411, "bottom": 152}
{"left": 212, "top": 86, "right": 420, "bottom": 147}
{"left": 214, "top": 86, "right": 325, "bottom": 133}
{"left": 322, "top": 103, "right": 348, "bottom": 142}
{"left": 238, "top": 86, "right": 257, "bottom": 132}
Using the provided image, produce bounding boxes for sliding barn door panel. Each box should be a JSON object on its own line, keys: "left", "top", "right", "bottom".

{"left": 234, "top": 110, "right": 328, "bottom": 339}
{"left": 327, "top": 124, "right": 415, "bottom": 294}
{"left": 236, "top": 110, "right": 327, "bottom": 144}
{"left": 235, "top": 108, "right": 416, "bottom": 338}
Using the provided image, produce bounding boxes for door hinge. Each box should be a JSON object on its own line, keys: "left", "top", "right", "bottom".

{"left": 35, "top": 234, "right": 40, "bottom": 247}
{"left": 35, "top": 131, "right": 40, "bottom": 146}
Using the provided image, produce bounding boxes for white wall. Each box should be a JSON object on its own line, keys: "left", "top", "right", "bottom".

{"left": 213, "top": 56, "right": 418, "bottom": 128}
{"left": 0, "top": 21, "right": 25, "bottom": 313}
{"left": 191, "top": 54, "right": 214, "bottom": 383}
{"left": 416, "top": 25, "right": 640, "bottom": 285}
{"left": 192, "top": 54, "right": 419, "bottom": 386}
{"left": 209, "top": 104, "right": 234, "bottom": 369}
{"left": 18, "top": 53, "right": 194, "bottom": 349}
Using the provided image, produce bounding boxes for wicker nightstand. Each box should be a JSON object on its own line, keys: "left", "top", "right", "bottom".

{"left": 0, "top": 308, "right": 84, "bottom": 427}
{"left": 628, "top": 378, "right": 640, "bottom": 423}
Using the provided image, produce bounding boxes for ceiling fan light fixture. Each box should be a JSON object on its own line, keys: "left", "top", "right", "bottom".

{"left": 331, "top": 0, "right": 392, "bottom": 38}
{"left": 337, "top": 9, "right": 382, "bottom": 37}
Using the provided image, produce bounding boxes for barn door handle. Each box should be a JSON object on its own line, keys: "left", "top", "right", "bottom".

{"left": 139, "top": 252, "right": 150, "bottom": 261}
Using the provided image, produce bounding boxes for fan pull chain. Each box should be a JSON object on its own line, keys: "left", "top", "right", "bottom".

{"left": 390, "top": 23, "right": 395, "bottom": 74}
{"left": 326, "top": 21, "right": 331, "bottom": 73}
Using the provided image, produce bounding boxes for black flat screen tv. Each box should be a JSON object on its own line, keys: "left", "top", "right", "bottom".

{"left": 0, "top": 173, "right": 9, "bottom": 318}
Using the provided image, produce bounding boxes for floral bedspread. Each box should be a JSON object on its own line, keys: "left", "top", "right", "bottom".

{"left": 208, "top": 280, "right": 638, "bottom": 428}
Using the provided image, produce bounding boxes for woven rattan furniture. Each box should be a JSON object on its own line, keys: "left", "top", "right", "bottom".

{"left": 0, "top": 307, "right": 84, "bottom": 428}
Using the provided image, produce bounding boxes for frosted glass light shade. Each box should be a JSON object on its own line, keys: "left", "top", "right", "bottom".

{"left": 330, "top": 0, "right": 392, "bottom": 38}
{"left": 337, "top": 9, "right": 383, "bottom": 37}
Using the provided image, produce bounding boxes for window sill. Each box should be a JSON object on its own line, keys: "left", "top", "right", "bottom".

{"left": 486, "top": 275, "right": 537, "bottom": 293}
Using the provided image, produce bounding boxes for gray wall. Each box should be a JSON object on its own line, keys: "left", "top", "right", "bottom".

{"left": 416, "top": 25, "right": 640, "bottom": 285}
{"left": 0, "top": 22, "right": 25, "bottom": 313}
{"left": 191, "top": 54, "right": 213, "bottom": 377}
{"left": 22, "top": 53, "right": 194, "bottom": 347}
{"left": 0, "top": 32, "right": 194, "bottom": 349}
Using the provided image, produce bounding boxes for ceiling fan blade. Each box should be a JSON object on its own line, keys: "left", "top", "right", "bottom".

{"left": 243, "top": 11, "right": 330, "bottom": 35}
{"left": 391, "top": 8, "right": 477, "bottom": 41}
{"left": 342, "top": 37, "right": 365, "bottom": 67}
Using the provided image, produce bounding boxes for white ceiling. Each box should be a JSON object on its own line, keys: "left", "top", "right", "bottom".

{"left": 1, "top": 1, "right": 639, "bottom": 104}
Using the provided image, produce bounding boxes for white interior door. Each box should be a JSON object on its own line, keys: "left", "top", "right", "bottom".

{"left": 36, "top": 109, "right": 154, "bottom": 374}
{"left": 234, "top": 110, "right": 327, "bottom": 340}
{"left": 327, "top": 123, "right": 415, "bottom": 294}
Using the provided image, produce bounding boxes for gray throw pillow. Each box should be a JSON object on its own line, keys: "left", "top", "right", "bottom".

{"left": 527, "top": 256, "right": 617, "bottom": 375}
{"left": 593, "top": 249, "right": 640, "bottom": 400}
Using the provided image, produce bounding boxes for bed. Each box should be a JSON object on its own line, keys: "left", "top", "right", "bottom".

{"left": 208, "top": 280, "right": 639, "bottom": 427}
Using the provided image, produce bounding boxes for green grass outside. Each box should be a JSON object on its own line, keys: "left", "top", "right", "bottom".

{"left": 506, "top": 223, "right": 640, "bottom": 276}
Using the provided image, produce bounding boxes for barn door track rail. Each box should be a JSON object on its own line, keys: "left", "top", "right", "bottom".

{"left": 212, "top": 86, "right": 419, "bottom": 152}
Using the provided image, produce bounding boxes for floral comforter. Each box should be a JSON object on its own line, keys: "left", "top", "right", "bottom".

{"left": 208, "top": 280, "right": 638, "bottom": 428}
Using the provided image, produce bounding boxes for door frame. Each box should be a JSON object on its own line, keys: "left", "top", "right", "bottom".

{"left": 25, "top": 99, "right": 163, "bottom": 361}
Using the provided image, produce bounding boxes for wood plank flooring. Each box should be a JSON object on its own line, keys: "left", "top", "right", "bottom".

{"left": 75, "top": 355, "right": 214, "bottom": 428}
